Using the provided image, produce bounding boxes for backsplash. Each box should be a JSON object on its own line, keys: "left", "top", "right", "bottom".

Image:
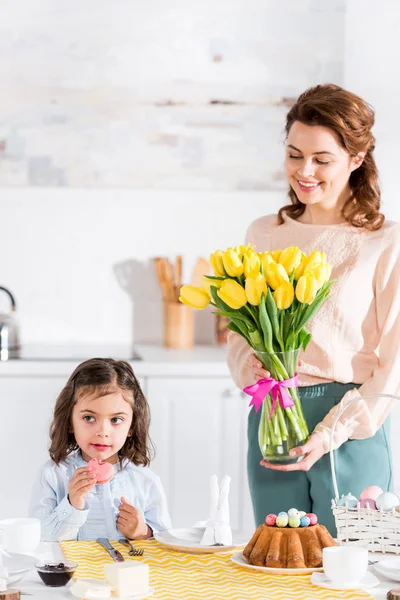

{"left": 0, "top": 0, "right": 345, "bottom": 190}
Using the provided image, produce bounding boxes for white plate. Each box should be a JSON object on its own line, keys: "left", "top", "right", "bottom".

{"left": 230, "top": 551, "right": 324, "bottom": 575}
{"left": 3, "top": 552, "right": 35, "bottom": 585}
{"left": 154, "top": 528, "right": 250, "bottom": 554}
{"left": 311, "top": 571, "right": 380, "bottom": 590}
{"left": 70, "top": 584, "right": 154, "bottom": 599}
{"left": 372, "top": 557, "right": 400, "bottom": 581}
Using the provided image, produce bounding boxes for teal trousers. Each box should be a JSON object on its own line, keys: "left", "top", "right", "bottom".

{"left": 247, "top": 382, "right": 392, "bottom": 536}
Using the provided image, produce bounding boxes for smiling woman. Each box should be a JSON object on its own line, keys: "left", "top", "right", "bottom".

{"left": 227, "top": 84, "right": 400, "bottom": 535}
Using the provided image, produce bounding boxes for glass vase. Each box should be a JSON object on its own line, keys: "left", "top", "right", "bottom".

{"left": 255, "top": 348, "right": 309, "bottom": 464}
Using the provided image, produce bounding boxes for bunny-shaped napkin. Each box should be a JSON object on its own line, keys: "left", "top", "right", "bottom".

{"left": 199, "top": 474, "right": 232, "bottom": 546}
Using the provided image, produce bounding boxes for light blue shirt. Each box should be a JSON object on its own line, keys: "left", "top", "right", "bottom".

{"left": 29, "top": 451, "right": 172, "bottom": 541}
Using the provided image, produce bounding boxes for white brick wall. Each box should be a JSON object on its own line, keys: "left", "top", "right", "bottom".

{"left": 0, "top": 0, "right": 345, "bottom": 190}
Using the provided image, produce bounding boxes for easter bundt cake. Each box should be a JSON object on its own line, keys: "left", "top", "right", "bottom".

{"left": 243, "top": 511, "right": 336, "bottom": 569}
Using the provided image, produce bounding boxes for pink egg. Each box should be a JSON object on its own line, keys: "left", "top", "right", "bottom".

{"left": 306, "top": 513, "right": 318, "bottom": 525}
{"left": 265, "top": 514, "right": 277, "bottom": 526}
{"left": 360, "top": 498, "right": 377, "bottom": 509}
{"left": 359, "top": 486, "right": 383, "bottom": 501}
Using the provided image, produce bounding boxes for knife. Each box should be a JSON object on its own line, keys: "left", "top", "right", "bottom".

{"left": 96, "top": 537, "right": 124, "bottom": 562}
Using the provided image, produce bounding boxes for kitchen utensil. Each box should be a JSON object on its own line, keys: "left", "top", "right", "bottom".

{"left": 96, "top": 539, "right": 124, "bottom": 562}
{"left": 0, "top": 287, "right": 20, "bottom": 361}
{"left": 154, "top": 258, "right": 176, "bottom": 302}
{"left": 118, "top": 539, "right": 144, "bottom": 557}
{"left": 190, "top": 258, "right": 210, "bottom": 288}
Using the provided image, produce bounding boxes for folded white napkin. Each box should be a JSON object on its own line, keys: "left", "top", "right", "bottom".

{"left": 199, "top": 474, "right": 232, "bottom": 546}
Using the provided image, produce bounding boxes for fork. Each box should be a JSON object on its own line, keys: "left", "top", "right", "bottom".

{"left": 118, "top": 538, "right": 144, "bottom": 556}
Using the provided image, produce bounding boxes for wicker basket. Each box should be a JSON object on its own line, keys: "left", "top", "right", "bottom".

{"left": 330, "top": 393, "right": 400, "bottom": 553}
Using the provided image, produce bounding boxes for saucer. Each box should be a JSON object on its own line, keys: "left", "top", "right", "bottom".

{"left": 311, "top": 571, "right": 380, "bottom": 590}
{"left": 373, "top": 557, "right": 400, "bottom": 582}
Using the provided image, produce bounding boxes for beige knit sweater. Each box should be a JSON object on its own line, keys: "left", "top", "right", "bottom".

{"left": 227, "top": 213, "right": 400, "bottom": 452}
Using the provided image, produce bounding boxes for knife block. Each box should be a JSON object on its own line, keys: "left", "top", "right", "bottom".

{"left": 163, "top": 302, "right": 194, "bottom": 349}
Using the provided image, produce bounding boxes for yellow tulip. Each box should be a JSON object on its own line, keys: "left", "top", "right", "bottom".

{"left": 179, "top": 286, "right": 210, "bottom": 309}
{"left": 265, "top": 262, "right": 289, "bottom": 290}
{"left": 259, "top": 251, "right": 275, "bottom": 274}
{"left": 234, "top": 244, "right": 254, "bottom": 260}
{"left": 210, "top": 250, "right": 225, "bottom": 277}
{"left": 243, "top": 252, "right": 261, "bottom": 278}
{"left": 294, "top": 252, "right": 307, "bottom": 280}
{"left": 304, "top": 250, "right": 327, "bottom": 270}
{"left": 279, "top": 246, "right": 302, "bottom": 275}
{"left": 202, "top": 276, "right": 222, "bottom": 296}
{"left": 222, "top": 248, "right": 244, "bottom": 277}
{"left": 272, "top": 281, "right": 294, "bottom": 310}
{"left": 217, "top": 279, "right": 247, "bottom": 309}
{"left": 269, "top": 249, "right": 282, "bottom": 262}
{"left": 245, "top": 273, "right": 268, "bottom": 306}
{"left": 295, "top": 273, "right": 319, "bottom": 304}
{"left": 304, "top": 263, "right": 332, "bottom": 289}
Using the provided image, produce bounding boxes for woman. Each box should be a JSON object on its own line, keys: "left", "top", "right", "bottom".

{"left": 227, "top": 84, "right": 400, "bottom": 534}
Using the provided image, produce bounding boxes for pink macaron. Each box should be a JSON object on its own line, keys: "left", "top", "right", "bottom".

{"left": 88, "top": 458, "right": 114, "bottom": 484}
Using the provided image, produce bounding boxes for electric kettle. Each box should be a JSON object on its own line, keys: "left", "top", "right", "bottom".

{"left": 0, "top": 287, "right": 20, "bottom": 360}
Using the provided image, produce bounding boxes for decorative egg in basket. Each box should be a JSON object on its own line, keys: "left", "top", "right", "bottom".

{"left": 359, "top": 498, "right": 377, "bottom": 509}
{"left": 359, "top": 486, "right": 383, "bottom": 501}
{"left": 375, "top": 491, "right": 400, "bottom": 511}
{"left": 337, "top": 493, "right": 358, "bottom": 508}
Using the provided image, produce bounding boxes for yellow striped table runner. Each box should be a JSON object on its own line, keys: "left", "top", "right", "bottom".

{"left": 61, "top": 540, "right": 374, "bottom": 600}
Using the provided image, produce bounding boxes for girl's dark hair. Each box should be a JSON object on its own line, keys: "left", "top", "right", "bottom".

{"left": 49, "top": 358, "right": 153, "bottom": 466}
{"left": 278, "top": 83, "right": 385, "bottom": 231}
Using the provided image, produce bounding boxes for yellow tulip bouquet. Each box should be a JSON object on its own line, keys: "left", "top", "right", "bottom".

{"left": 180, "top": 245, "right": 334, "bottom": 464}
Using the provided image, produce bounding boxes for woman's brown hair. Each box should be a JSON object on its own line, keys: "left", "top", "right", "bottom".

{"left": 49, "top": 358, "right": 153, "bottom": 466}
{"left": 278, "top": 83, "right": 384, "bottom": 231}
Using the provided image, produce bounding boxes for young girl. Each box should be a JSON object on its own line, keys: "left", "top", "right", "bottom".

{"left": 29, "top": 358, "right": 171, "bottom": 541}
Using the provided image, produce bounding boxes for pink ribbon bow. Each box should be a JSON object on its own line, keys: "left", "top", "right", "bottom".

{"left": 243, "top": 374, "right": 298, "bottom": 417}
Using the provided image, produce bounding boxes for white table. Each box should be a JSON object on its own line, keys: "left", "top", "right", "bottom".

{"left": 11, "top": 543, "right": 399, "bottom": 600}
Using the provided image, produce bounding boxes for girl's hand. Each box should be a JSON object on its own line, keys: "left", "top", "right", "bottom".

{"left": 260, "top": 432, "right": 325, "bottom": 472}
{"left": 117, "top": 496, "right": 151, "bottom": 540}
{"left": 68, "top": 466, "right": 97, "bottom": 510}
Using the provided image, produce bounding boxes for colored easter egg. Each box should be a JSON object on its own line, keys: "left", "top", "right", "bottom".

{"left": 298, "top": 511, "right": 306, "bottom": 518}
{"left": 306, "top": 513, "right": 318, "bottom": 525}
{"left": 288, "top": 508, "right": 299, "bottom": 518}
{"left": 288, "top": 515, "right": 301, "bottom": 528}
{"left": 278, "top": 511, "right": 288, "bottom": 517}
{"left": 300, "top": 516, "right": 310, "bottom": 527}
{"left": 265, "top": 514, "right": 277, "bottom": 526}
{"left": 376, "top": 492, "right": 400, "bottom": 511}
{"left": 359, "top": 486, "right": 383, "bottom": 501}
{"left": 337, "top": 493, "right": 358, "bottom": 508}
{"left": 276, "top": 514, "right": 289, "bottom": 527}
{"left": 360, "top": 498, "right": 377, "bottom": 510}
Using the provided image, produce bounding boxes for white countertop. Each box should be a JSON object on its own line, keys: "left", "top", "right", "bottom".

{"left": 0, "top": 344, "right": 231, "bottom": 377}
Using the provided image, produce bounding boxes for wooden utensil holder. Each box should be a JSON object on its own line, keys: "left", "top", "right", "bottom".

{"left": 163, "top": 302, "right": 194, "bottom": 349}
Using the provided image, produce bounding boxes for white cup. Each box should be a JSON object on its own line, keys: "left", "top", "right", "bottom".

{"left": 0, "top": 518, "right": 41, "bottom": 554}
{"left": 323, "top": 546, "right": 368, "bottom": 586}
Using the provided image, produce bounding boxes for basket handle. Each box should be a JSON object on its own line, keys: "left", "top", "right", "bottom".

{"left": 329, "top": 393, "right": 400, "bottom": 501}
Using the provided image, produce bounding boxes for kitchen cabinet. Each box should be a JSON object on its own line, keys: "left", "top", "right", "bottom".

{"left": 0, "top": 345, "right": 255, "bottom": 532}
{"left": 146, "top": 377, "right": 253, "bottom": 530}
